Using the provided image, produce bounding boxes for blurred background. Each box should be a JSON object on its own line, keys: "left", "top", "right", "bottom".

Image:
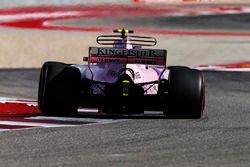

{"left": 0, "top": 0, "right": 250, "bottom": 68}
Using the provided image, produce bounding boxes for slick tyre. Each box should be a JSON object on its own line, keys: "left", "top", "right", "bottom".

{"left": 38, "top": 62, "right": 81, "bottom": 116}
{"left": 167, "top": 66, "right": 205, "bottom": 119}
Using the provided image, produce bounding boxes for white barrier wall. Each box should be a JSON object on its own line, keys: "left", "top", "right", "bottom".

{"left": 0, "top": 0, "right": 131, "bottom": 7}
{"left": 1, "top": 0, "right": 249, "bottom": 7}
{"left": 133, "top": 0, "right": 250, "bottom": 4}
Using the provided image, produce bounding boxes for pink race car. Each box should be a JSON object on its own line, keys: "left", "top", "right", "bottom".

{"left": 38, "top": 29, "right": 205, "bottom": 118}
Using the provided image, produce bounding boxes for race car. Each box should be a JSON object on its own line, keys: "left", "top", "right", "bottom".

{"left": 38, "top": 29, "right": 205, "bottom": 119}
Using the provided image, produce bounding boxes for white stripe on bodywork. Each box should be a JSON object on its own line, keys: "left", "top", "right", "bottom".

{"left": 78, "top": 108, "right": 98, "bottom": 113}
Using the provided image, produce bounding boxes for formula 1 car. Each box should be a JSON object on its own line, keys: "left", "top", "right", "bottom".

{"left": 38, "top": 29, "right": 205, "bottom": 119}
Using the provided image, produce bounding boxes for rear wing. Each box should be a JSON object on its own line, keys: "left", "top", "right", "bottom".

{"left": 87, "top": 47, "right": 167, "bottom": 66}
{"left": 97, "top": 35, "right": 157, "bottom": 47}
{"left": 97, "top": 29, "right": 157, "bottom": 47}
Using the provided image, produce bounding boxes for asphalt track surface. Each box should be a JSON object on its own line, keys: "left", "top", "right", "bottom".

{"left": 0, "top": 6, "right": 250, "bottom": 167}
{"left": 56, "top": 13, "right": 250, "bottom": 31}
{"left": 0, "top": 69, "right": 250, "bottom": 166}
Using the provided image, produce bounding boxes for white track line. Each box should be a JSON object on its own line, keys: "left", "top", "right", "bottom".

{"left": 0, "top": 121, "right": 76, "bottom": 128}
{"left": 197, "top": 67, "right": 250, "bottom": 72}
{"left": 0, "top": 11, "right": 84, "bottom": 22}
{"left": 27, "top": 116, "right": 125, "bottom": 124}
{"left": 0, "top": 129, "right": 9, "bottom": 131}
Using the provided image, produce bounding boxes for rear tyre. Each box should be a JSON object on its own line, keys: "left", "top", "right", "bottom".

{"left": 38, "top": 62, "right": 81, "bottom": 116}
{"left": 166, "top": 66, "right": 205, "bottom": 119}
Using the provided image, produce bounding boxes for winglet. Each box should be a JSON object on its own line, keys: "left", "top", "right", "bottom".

{"left": 113, "top": 28, "right": 134, "bottom": 38}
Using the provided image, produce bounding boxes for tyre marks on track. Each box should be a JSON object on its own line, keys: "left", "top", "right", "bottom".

{"left": 0, "top": 5, "right": 250, "bottom": 36}
{"left": 0, "top": 97, "right": 123, "bottom": 131}
{"left": 197, "top": 61, "right": 250, "bottom": 71}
